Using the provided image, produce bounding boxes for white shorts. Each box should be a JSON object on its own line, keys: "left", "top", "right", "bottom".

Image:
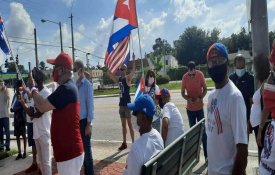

{"left": 57, "top": 153, "right": 84, "bottom": 175}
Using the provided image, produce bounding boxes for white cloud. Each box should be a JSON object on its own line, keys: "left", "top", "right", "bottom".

{"left": 78, "top": 24, "right": 85, "bottom": 33}
{"left": 62, "top": 0, "right": 75, "bottom": 7}
{"left": 271, "top": 19, "right": 275, "bottom": 30}
{"left": 268, "top": 0, "right": 275, "bottom": 10}
{"left": 53, "top": 23, "right": 83, "bottom": 46}
{"left": 6, "top": 2, "right": 35, "bottom": 38}
{"left": 199, "top": 2, "right": 247, "bottom": 37}
{"left": 170, "top": 0, "right": 211, "bottom": 23}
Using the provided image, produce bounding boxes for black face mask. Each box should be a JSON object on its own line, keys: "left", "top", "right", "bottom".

{"left": 208, "top": 64, "right": 228, "bottom": 83}
{"left": 159, "top": 98, "right": 164, "bottom": 109}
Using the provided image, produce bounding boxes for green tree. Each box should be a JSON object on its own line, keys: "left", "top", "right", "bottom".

{"left": 7, "top": 63, "right": 25, "bottom": 73}
{"left": 174, "top": 26, "right": 219, "bottom": 65}
{"left": 269, "top": 31, "right": 275, "bottom": 50}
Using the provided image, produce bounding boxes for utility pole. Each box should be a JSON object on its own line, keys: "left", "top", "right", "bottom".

{"left": 34, "top": 28, "right": 39, "bottom": 68}
{"left": 69, "top": 13, "right": 75, "bottom": 62}
{"left": 250, "top": 0, "right": 269, "bottom": 87}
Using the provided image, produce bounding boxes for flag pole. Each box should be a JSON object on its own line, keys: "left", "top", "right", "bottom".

{"left": 134, "top": 1, "right": 144, "bottom": 78}
{"left": 2, "top": 17, "right": 26, "bottom": 87}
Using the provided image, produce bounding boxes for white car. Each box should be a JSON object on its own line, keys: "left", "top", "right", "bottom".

{"left": 92, "top": 80, "right": 101, "bottom": 90}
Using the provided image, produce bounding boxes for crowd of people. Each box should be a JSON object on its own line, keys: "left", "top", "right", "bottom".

{"left": 0, "top": 41, "right": 274, "bottom": 175}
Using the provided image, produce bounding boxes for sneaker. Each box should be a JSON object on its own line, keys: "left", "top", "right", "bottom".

{"left": 25, "top": 163, "right": 38, "bottom": 173}
{"left": 15, "top": 153, "right": 22, "bottom": 160}
{"left": 22, "top": 152, "right": 27, "bottom": 159}
{"left": 118, "top": 142, "right": 127, "bottom": 151}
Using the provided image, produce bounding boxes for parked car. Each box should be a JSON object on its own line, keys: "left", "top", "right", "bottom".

{"left": 92, "top": 79, "right": 101, "bottom": 90}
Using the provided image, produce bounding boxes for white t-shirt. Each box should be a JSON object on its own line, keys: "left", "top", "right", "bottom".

{"left": 32, "top": 87, "right": 52, "bottom": 139}
{"left": 206, "top": 80, "right": 248, "bottom": 175}
{"left": 24, "top": 92, "right": 34, "bottom": 123}
{"left": 123, "top": 129, "right": 164, "bottom": 175}
{"left": 250, "top": 88, "right": 262, "bottom": 127}
{"left": 163, "top": 102, "right": 184, "bottom": 147}
{"left": 259, "top": 120, "right": 275, "bottom": 175}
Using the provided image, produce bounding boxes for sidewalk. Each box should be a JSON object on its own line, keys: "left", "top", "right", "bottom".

{"left": 0, "top": 140, "right": 259, "bottom": 175}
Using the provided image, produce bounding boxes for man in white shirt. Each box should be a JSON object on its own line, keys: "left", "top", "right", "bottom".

{"left": 19, "top": 68, "right": 52, "bottom": 175}
{"left": 206, "top": 42, "right": 248, "bottom": 175}
{"left": 124, "top": 94, "right": 164, "bottom": 175}
{"left": 159, "top": 88, "right": 184, "bottom": 147}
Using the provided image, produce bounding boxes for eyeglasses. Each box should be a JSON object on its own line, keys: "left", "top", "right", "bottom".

{"left": 207, "top": 57, "right": 227, "bottom": 68}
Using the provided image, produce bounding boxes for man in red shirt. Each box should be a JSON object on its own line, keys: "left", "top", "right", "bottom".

{"left": 27, "top": 53, "right": 84, "bottom": 175}
{"left": 181, "top": 61, "right": 207, "bottom": 161}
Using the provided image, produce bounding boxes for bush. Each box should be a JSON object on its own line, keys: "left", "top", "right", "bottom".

{"left": 167, "top": 66, "right": 188, "bottom": 81}
{"left": 156, "top": 74, "right": 170, "bottom": 84}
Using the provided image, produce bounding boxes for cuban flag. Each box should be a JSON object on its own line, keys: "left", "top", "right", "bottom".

{"left": 105, "top": 0, "right": 138, "bottom": 74}
{"left": 134, "top": 76, "right": 144, "bottom": 100}
{"left": 0, "top": 16, "right": 10, "bottom": 55}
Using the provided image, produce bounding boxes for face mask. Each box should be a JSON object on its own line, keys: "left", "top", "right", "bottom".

{"left": 73, "top": 72, "right": 80, "bottom": 82}
{"left": 132, "top": 116, "right": 140, "bottom": 132}
{"left": 208, "top": 64, "right": 228, "bottom": 83}
{"left": 235, "top": 68, "right": 245, "bottom": 77}
{"left": 52, "top": 69, "right": 59, "bottom": 82}
{"left": 159, "top": 98, "right": 164, "bottom": 109}
{"left": 148, "top": 77, "right": 155, "bottom": 85}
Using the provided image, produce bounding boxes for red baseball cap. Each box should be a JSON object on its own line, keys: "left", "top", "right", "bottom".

{"left": 47, "top": 53, "right": 73, "bottom": 70}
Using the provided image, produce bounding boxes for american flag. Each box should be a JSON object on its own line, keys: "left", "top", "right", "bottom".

{"left": 105, "top": 0, "right": 138, "bottom": 74}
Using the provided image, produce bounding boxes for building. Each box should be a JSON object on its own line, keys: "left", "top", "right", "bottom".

{"left": 159, "top": 55, "right": 178, "bottom": 75}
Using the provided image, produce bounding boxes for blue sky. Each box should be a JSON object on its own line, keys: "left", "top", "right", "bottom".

{"left": 1, "top": 0, "right": 275, "bottom": 70}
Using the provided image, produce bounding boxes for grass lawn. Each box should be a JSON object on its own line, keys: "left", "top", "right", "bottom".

{"left": 0, "top": 149, "right": 17, "bottom": 160}
{"left": 94, "top": 79, "right": 214, "bottom": 96}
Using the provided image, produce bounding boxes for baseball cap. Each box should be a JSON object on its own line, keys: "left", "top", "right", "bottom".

{"left": 206, "top": 43, "right": 228, "bottom": 61}
{"left": 127, "top": 94, "right": 156, "bottom": 118}
{"left": 47, "top": 53, "right": 73, "bottom": 70}
{"left": 120, "top": 64, "right": 127, "bottom": 70}
{"left": 160, "top": 88, "right": 170, "bottom": 97}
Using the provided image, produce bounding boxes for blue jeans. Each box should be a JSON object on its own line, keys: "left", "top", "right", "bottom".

{"left": 0, "top": 117, "right": 10, "bottom": 150}
{"left": 187, "top": 109, "right": 207, "bottom": 159}
{"left": 80, "top": 119, "right": 94, "bottom": 175}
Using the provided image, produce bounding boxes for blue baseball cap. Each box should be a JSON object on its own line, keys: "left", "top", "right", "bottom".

{"left": 160, "top": 88, "right": 170, "bottom": 97}
{"left": 127, "top": 94, "right": 156, "bottom": 118}
{"left": 206, "top": 42, "right": 228, "bottom": 60}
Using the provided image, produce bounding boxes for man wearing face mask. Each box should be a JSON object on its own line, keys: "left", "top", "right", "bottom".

{"left": 181, "top": 61, "right": 207, "bottom": 161}
{"left": 123, "top": 94, "right": 164, "bottom": 175}
{"left": 229, "top": 54, "right": 254, "bottom": 135}
{"left": 206, "top": 43, "right": 248, "bottom": 175}
{"left": 107, "top": 53, "right": 135, "bottom": 151}
{"left": 0, "top": 79, "right": 10, "bottom": 152}
{"left": 73, "top": 60, "right": 94, "bottom": 175}
{"left": 25, "top": 53, "right": 84, "bottom": 175}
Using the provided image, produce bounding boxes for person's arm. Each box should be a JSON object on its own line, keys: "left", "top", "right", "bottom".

{"left": 18, "top": 95, "right": 43, "bottom": 118}
{"left": 232, "top": 143, "right": 248, "bottom": 175}
{"left": 85, "top": 82, "right": 94, "bottom": 136}
{"left": 123, "top": 147, "right": 140, "bottom": 175}
{"left": 32, "top": 90, "right": 55, "bottom": 113}
{"left": 127, "top": 53, "right": 136, "bottom": 84}
{"left": 200, "top": 74, "right": 207, "bottom": 99}
{"left": 107, "top": 70, "right": 119, "bottom": 83}
{"left": 257, "top": 107, "right": 270, "bottom": 147}
{"left": 181, "top": 76, "right": 190, "bottom": 101}
{"left": 161, "top": 117, "right": 169, "bottom": 144}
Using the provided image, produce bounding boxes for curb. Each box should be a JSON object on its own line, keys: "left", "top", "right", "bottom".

{"left": 94, "top": 87, "right": 215, "bottom": 98}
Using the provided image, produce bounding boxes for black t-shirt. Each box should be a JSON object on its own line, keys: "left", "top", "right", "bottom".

{"left": 229, "top": 72, "right": 254, "bottom": 120}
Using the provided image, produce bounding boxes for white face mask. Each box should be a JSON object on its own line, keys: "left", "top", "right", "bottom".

{"left": 236, "top": 68, "right": 246, "bottom": 77}
{"left": 132, "top": 116, "right": 140, "bottom": 132}
{"left": 148, "top": 77, "right": 155, "bottom": 85}
{"left": 73, "top": 72, "right": 80, "bottom": 82}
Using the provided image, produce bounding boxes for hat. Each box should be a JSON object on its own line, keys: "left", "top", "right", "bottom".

{"left": 206, "top": 43, "right": 228, "bottom": 61}
{"left": 120, "top": 64, "right": 127, "bottom": 70}
{"left": 47, "top": 53, "right": 73, "bottom": 70}
{"left": 127, "top": 94, "right": 156, "bottom": 118}
{"left": 188, "top": 61, "right": 196, "bottom": 69}
{"left": 160, "top": 88, "right": 170, "bottom": 97}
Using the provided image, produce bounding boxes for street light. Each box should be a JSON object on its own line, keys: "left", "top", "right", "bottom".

{"left": 41, "top": 19, "right": 63, "bottom": 52}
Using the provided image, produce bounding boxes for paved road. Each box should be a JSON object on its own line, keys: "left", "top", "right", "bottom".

{"left": 7, "top": 87, "right": 258, "bottom": 152}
